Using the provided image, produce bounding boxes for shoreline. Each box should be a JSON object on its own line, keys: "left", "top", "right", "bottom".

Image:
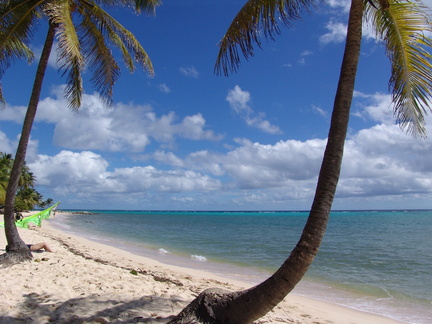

{"left": 0, "top": 213, "right": 406, "bottom": 323}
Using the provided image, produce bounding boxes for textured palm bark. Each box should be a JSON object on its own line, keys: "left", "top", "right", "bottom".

{"left": 1, "top": 23, "right": 56, "bottom": 266}
{"left": 168, "top": 0, "right": 363, "bottom": 322}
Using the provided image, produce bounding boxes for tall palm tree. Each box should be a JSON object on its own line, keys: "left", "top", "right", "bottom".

{"left": 170, "top": 0, "right": 431, "bottom": 322}
{"left": 0, "top": 0, "right": 161, "bottom": 265}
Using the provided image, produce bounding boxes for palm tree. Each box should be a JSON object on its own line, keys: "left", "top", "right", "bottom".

{"left": 0, "top": 153, "right": 35, "bottom": 207}
{"left": 37, "top": 197, "right": 54, "bottom": 209}
{"left": 169, "top": 0, "right": 431, "bottom": 322}
{"left": 0, "top": 153, "right": 13, "bottom": 205}
{"left": 18, "top": 164, "right": 35, "bottom": 189}
{"left": 0, "top": 0, "right": 161, "bottom": 265}
{"left": 15, "top": 187, "right": 40, "bottom": 211}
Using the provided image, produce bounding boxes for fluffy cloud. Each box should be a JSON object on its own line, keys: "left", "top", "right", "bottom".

{"left": 320, "top": 20, "right": 347, "bottom": 44}
{"left": 27, "top": 106, "right": 432, "bottom": 209}
{"left": 179, "top": 66, "right": 199, "bottom": 78}
{"left": 4, "top": 87, "right": 432, "bottom": 210}
{"left": 337, "top": 123, "right": 432, "bottom": 200}
{"left": 0, "top": 130, "right": 14, "bottom": 153}
{"left": 28, "top": 150, "right": 222, "bottom": 199}
{"left": 0, "top": 130, "right": 39, "bottom": 163}
{"left": 319, "top": 17, "right": 382, "bottom": 45}
{"left": 353, "top": 92, "right": 395, "bottom": 125}
{"left": 326, "top": 0, "right": 351, "bottom": 12}
{"left": 222, "top": 138, "right": 325, "bottom": 188}
{"left": 158, "top": 83, "right": 171, "bottom": 93}
{"left": 1, "top": 86, "right": 222, "bottom": 152}
{"left": 226, "top": 85, "right": 282, "bottom": 134}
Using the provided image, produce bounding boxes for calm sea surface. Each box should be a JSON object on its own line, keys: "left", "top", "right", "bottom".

{"left": 49, "top": 210, "right": 432, "bottom": 324}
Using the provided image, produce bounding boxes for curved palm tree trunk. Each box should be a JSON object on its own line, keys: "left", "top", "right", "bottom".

{"left": 169, "top": 0, "right": 363, "bottom": 322}
{"left": 1, "top": 22, "right": 56, "bottom": 265}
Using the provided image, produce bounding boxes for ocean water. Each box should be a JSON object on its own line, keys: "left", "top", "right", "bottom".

{"left": 49, "top": 210, "right": 432, "bottom": 324}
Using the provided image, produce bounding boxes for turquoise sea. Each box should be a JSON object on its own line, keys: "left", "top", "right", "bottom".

{"left": 49, "top": 210, "right": 432, "bottom": 324}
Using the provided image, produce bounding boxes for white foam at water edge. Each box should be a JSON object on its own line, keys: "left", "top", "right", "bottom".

{"left": 158, "top": 248, "right": 170, "bottom": 254}
{"left": 191, "top": 255, "right": 207, "bottom": 262}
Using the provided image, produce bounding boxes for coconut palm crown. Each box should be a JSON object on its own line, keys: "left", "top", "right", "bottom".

{"left": 215, "top": 0, "right": 432, "bottom": 136}
{"left": 0, "top": 0, "right": 161, "bottom": 109}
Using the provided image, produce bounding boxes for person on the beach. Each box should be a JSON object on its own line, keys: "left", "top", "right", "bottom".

{"left": 27, "top": 242, "right": 53, "bottom": 252}
{"left": 5, "top": 242, "right": 53, "bottom": 252}
{"left": 14, "top": 213, "right": 23, "bottom": 221}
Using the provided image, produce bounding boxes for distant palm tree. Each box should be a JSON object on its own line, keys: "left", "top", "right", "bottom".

{"left": 0, "top": 0, "right": 160, "bottom": 265}
{"left": 38, "top": 197, "right": 54, "bottom": 209}
{"left": 170, "top": 0, "right": 431, "bottom": 322}
{"left": 18, "top": 164, "right": 35, "bottom": 190}
{"left": 0, "top": 153, "right": 13, "bottom": 205}
{"left": 15, "top": 187, "right": 40, "bottom": 211}
{"left": 0, "top": 153, "right": 35, "bottom": 207}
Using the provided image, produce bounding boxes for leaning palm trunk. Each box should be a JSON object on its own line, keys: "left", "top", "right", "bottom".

{"left": 0, "top": 23, "right": 56, "bottom": 265}
{"left": 1, "top": 0, "right": 158, "bottom": 267}
{"left": 169, "top": 0, "right": 363, "bottom": 322}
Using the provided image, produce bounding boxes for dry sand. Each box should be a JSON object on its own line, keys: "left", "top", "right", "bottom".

{"left": 0, "top": 213, "right": 405, "bottom": 324}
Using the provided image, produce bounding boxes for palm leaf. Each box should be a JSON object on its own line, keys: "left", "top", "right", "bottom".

{"left": 0, "top": 0, "right": 42, "bottom": 104}
{"left": 78, "top": 0, "right": 154, "bottom": 105}
{"left": 79, "top": 0, "right": 161, "bottom": 14}
{"left": 77, "top": 1, "right": 120, "bottom": 105}
{"left": 366, "top": 0, "right": 432, "bottom": 137}
{"left": 45, "top": 0, "right": 84, "bottom": 109}
{"left": 215, "top": 0, "right": 318, "bottom": 76}
{"left": 133, "top": 0, "right": 162, "bottom": 14}
{"left": 86, "top": 3, "right": 154, "bottom": 75}
{"left": 105, "top": 16, "right": 154, "bottom": 76}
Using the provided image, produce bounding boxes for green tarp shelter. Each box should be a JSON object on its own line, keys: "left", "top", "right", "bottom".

{"left": 0, "top": 202, "right": 60, "bottom": 229}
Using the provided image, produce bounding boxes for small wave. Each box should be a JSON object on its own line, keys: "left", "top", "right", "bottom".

{"left": 191, "top": 255, "right": 207, "bottom": 262}
{"left": 158, "top": 248, "right": 170, "bottom": 254}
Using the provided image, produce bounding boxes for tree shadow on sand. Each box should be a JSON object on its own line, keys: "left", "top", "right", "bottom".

{"left": 0, "top": 292, "right": 184, "bottom": 324}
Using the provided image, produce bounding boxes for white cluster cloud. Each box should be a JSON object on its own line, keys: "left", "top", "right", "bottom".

{"left": 2, "top": 83, "right": 432, "bottom": 210}
{"left": 24, "top": 101, "right": 432, "bottom": 209}
{"left": 226, "top": 85, "right": 282, "bottom": 134}
{"left": 320, "top": 20, "right": 348, "bottom": 45}
{"left": 320, "top": 0, "right": 431, "bottom": 45}
{"left": 326, "top": 0, "right": 351, "bottom": 12}
{"left": 0, "top": 130, "right": 15, "bottom": 153}
{"left": 353, "top": 91, "right": 395, "bottom": 125}
{"left": 179, "top": 66, "right": 200, "bottom": 78}
{"left": 158, "top": 83, "right": 171, "bottom": 93}
{"left": 29, "top": 150, "right": 222, "bottom": 203}
{"left": 319, "top": 1, "right": 384, "bottom": 45}
{"left": 1, "top": 85, "right": 222, "bottom": 153}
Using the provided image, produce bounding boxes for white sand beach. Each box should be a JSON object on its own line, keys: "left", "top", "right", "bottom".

{"left": 0, "top": 213, "right": 405, "bottom": 324}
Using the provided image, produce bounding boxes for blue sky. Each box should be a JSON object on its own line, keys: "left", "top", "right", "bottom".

{"left": 1, "top": 0, "right": 432, "bottom": 210}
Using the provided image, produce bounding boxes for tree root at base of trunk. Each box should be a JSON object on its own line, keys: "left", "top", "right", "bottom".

{"left": 0, "top": 251, "right": 32, "bottom": 267}
{"left": 168, "top": 288, "right": 242, "bottom": 324}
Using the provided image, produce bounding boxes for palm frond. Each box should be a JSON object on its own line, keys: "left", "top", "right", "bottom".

{"left": 104, "top": 14, "right": 154, "bottom": 76}
{"left": 80, "top": 0, "right": 161, "bottom": 14}
{"left": 0, "top": 0, "right": 41, "bottom": 90}
{"left": 77, "top": 2, "right": 120, "bottom": 106}
{"left": 215, "top": 0, "right": 318, "bottom": 76}
{"left": 78, "top": 0, "right": 154, "bottom": 104}
{"left": 45, "top": 0, "right": 84, "bottom": 110}
{"left": 366, "top": 0, "right": 432, "bottom": 137}
{"left": 133, "top": 0, "right": 162, "bottom": 14}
